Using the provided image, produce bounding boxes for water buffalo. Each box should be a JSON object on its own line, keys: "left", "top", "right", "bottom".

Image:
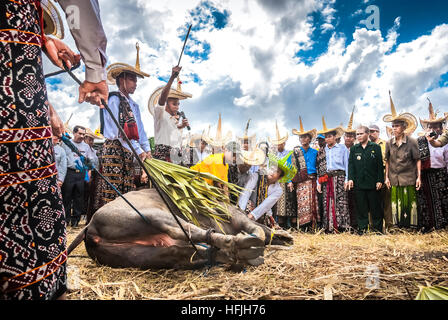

{"left": 68, "top": 188, "right": 293, "bottom": 269}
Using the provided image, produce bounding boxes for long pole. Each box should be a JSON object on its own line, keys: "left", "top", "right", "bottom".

{"left": 177, "top": 24, "right": 192, "bottom": 67}
{"left": 62, "top": 64, "right": 201, "bottom": 256}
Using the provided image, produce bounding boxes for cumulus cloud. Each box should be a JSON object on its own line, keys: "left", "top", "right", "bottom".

{"left": 44, "top": 0, "right": 448, "bottom": 151}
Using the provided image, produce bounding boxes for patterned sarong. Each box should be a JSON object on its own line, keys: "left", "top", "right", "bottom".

{"left": 322, "top": 172, "right": 350, "bottom": 232}
{"left": 153, "top": 144, "right": 173, "bottom": 163}
{"left": 93, "top": 139, "right": 135, "bottom": 212}
{"left": 0, "top": 0, "right": 66, "bottom": 299}
{"left": 296, "top": 178, "right": 319, "bottom": 228}
{"left": 417, "top": 168, "right": 448, "bottom": 231}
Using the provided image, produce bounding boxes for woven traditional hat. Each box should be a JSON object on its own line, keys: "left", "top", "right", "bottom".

{"left": 316, "top": 116, "right": 345, "bottom": 138}
{"left": 382, "top": 91, "right": 417, "bottom": 135}
{"left": 419, "top": 98, "right": 448, "bottom": 129}
{"left": 85, "top": 127, "right": 104, "bottom": 140}
{"left": 268, "top": 120, "right": 288, "bottom": 145}
{"left": 344, "top": 106, "right": 357, "bottom": 134}
{"left": 148, "top": 76, "right": 192, "bottom": 116}
{"left": 41, "top": 0, "right": 64, "bottom": 39}
{"left": 203, "top": 114, "right": 233, "bottom": 148}
{"left": 268, "top": 153, "right": 297, "bottom": 184}
{"left": 241, "top": 148, "right": 266, "bottom": 166}
{"left": 292, "top": 116, "right": 317, "bottom": 140}
{"left": 107, "top": 43, "right": 150, "bottom": 85}
{"left": 237, "top": 119, "right": 257, "bottom": 150}
{"left": 188, "top": 129, "right": 207, "bottom": 148}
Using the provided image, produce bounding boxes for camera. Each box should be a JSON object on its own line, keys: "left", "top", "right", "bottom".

{"left": 429, "top": 131, "right": 437, "bottom": 138}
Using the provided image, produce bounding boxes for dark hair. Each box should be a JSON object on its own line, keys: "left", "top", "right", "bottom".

{"left": 326, "top": 131, "right": 337, "bottom": 137}
{"left": 73, "top": 125, "right": 85, "bottom": 134}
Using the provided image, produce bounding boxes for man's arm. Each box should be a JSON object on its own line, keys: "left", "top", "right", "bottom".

{"left": 238, "top": 172, "right": 258, "bottom": 211}
{"left": 158, "top": 66, "right": 182, "bottom": 106}
{"left": 58, "top": 0, "right": 108, "bottom": 106}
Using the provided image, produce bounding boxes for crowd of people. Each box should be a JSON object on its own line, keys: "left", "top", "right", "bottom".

{"left": 1, "top": 0, "right": 448, "bottom": 301}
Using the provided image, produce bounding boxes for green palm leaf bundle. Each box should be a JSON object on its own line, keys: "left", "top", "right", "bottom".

{"left": 143, "top": 158, "right": 244, "bottom": 229}
{"left": 415, "top": 285, "right": 448, "bottom": 300}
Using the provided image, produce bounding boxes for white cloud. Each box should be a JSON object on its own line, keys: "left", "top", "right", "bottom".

{"left": 44, "top": 0, "right": 448, "bottom": 151}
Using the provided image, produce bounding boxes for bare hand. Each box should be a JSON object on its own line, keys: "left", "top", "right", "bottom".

{"left": 317, "top": 184, "right": 322, "bottom": 194}
{"left": 78, "top": 80, "right": 109, "bottom": 107}
{"left": 171, "top": 66, "right": 182, "bottom": 79}
{"left": 376, "top": 182, "right": 382, "bottom": 190}
{"left": 346, "top": 180, "right": 354, "bottom": 191}
{"left": 287, "top": 182, "right": 294, "bottom": 192}
{"left": 385, "top": 178, "right": 391, "bottom": 190}
{"left": 416, "top": 177, "right": 421, "bottom": 191}
{"left": 247, "top": 213, "right": 255, "bottom": 221}
{"left": 48, "top": 102, "right": 64, "bottom": 137}
{"left": 140, "top": 171, "right": 148, "bottom": 184}
{"left": 44, "top": 36, "right": 81, "bottom": 70}
{"left": 178, "top": 118, "right": 189, "bottom": 129}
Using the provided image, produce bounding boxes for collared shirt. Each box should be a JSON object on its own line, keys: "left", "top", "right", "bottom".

{"left": 54, "top": 144, "right": 67, "bottom": 182}
{"left": 59, "top": 0, "right": 107, "bottom": 83}
{"left": 62, "top": 140, "right": 95, "bottom": 170}
{"left": 385, "top": 135, "right": 420, "bottom": 186}
{"left": 154, "top": 105, "right": 183, "bottom": 149}
{"left": 325, "top": 143, "right": 349, "bottom": 181}
{"left": 238, "top": 172, "right": 283, "bottom": 221}
{"left": 88, "top": 145, "right": 99, "bottom": 169}
{"left": 429, "top": 143, "right": 448, "bottom": 169}
{"left": 348, "top": 141, "right": 384, "bottom": 190}
{"left": 103, "top": 94, "right": 151, "bottom": 155}
{"left": 300, "top": 146, "right": 318, "bottom": 175}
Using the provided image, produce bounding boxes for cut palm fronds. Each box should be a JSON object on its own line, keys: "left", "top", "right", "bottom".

{"left": 143, "top": 158, "right": 244, "bottom": 228}
{"left": 416, "top": 285, "right": 448, "bottom": 300}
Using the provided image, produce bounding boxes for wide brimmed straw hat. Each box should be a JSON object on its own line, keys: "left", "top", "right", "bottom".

{"left": 237, "top": 119, "right": 257, "bottom": 149}
{"left": 344, "top": 106, "right": 357, "bottom": 134}
{"left": 203, "top": 114, "right": 233, "bottom": 148}
{"left": 241, "top": 148, "right": 266, "bottom": 166}
{"left": 107, "top": 43, "right": 150, "bottom": 85}
{"left": 148, "top": 77, "right": 192, "bottom": 116}
{"left": 268, "top": 153, "right": 297, "bottom": 184}
{"left": 419, "top": 98, "right": 448, "bottom": 129}
{"left": 292, "top": 116, "right": 317, "bottom": 140}
{"left": 382, "top": 91, "right": 417, "bottom": 135}
{"left": 41, "top": 0, "right": 64, "bottom": 39}
{"left": 268, "top": 120, "right": 288, "bottom": 145}
{"left": 316, "top": 116, "right": 345, "bottom": 139}
{"left": 187, "top": 129, "right": 207, "bottom": 148}
{"left": 85, "top": 127, "right": 104, "bottom": 140}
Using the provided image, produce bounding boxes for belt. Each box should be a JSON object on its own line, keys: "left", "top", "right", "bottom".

{"left": 327, "top": 170, "right": 345, "bottom": 177}
{"left": 68, "top": 168, "right": 82, "bottom": 173}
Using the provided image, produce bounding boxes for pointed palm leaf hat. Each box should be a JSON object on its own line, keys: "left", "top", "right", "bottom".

{"left": 344, "top": 106, "right": 357, "bottom": 134}
{"left": 268, "top": 153, "right": 297, "bottom": 184}
{"left": 107, "top": 43, "right": 150, "bottom": 85}
{"left": 203, "top": 114, "right": 233, "bottom": 148}
{"left": 316, "top": 116, "right": 345, "bottom": 138}
{"left": 237, "top": 119, "right": 257, "bottom": 149}
{"left": 41, "top": 0, "right": 64, "bottom": 39}
{"left": 85, "top": 127, "right": 104, "bottom": 140}
{"left": 292, "top": 116, "right": 317, "bottom": 140}
{"left": 148, "top": 76, "right": 192, "bottom": 116}
{"left": 419, "top": 98, "right": 448, "bottom": 129}
{"left": 268, "top": 120, "right": 289, "bottom": 145}
{"left": 188, "top": 129, "right": 207, "bottom": 148}
{"left": 382, "top": 91, "right": 417, "bottom": 135}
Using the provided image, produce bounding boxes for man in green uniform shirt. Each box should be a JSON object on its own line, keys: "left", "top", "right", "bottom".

{"left": 348, "top": 126, "right": 384, "bottom": 233}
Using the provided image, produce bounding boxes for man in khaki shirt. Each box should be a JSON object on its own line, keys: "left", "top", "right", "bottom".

{"left": 384, "top": 121, "right": 421, "bottom": 229}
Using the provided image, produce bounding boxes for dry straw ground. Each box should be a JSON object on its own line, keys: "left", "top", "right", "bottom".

{"left": 66, "top": 227, "right": 448, "bottom": 300}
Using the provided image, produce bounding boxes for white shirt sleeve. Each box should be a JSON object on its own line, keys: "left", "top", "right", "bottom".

{"left": 102, "top": 95, "right": 120, "bottom": 140}
{"left": 238, "top": 172, "right": 258, "bottom": 211}
{"left": 251, "top": 183, "right": 283, "bottom": 221}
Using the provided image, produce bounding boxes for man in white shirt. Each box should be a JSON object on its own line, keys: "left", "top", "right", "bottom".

{"left": 152, "top": 66, "right": 192, "bottom": 163}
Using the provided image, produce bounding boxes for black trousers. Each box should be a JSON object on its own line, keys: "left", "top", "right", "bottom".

{"left": 62, "top": 169, "right": 85, "bottom": 224}
{"left": 355, "top": 189, "right": 384, "bottom": 233}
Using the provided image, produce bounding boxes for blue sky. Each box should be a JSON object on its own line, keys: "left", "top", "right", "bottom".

{"left": 45, "top": 0, "right": 448, "bottom": 147}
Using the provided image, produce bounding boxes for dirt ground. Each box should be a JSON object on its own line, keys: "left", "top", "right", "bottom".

{"left": 65, "top": 224, "right": 448, "bottom": 300}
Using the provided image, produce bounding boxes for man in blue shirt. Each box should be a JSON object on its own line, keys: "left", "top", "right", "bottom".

{"left": 291, "top": 117, "right": 319, "bottom": 230}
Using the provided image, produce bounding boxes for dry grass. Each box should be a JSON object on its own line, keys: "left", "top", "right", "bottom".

{"left": 66, "top": 226, "right": 448, "bottom": 300}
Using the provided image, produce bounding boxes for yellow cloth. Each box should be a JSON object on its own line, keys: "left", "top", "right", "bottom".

{"left": 191, "top": 153, "right": 229, "bottom": 185}
{"left": 376, "top": 138, "right": 386, "bottom": 167}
